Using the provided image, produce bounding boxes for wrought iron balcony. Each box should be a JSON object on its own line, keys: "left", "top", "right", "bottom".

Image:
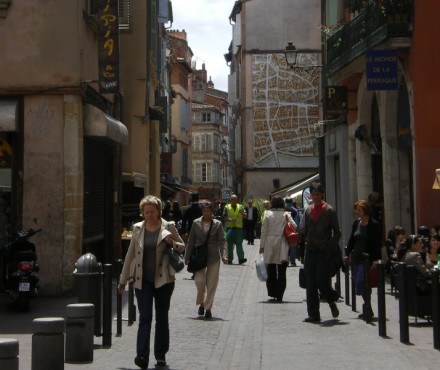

{"left": 325, "top": 3, "right": 412, "bottom": 77}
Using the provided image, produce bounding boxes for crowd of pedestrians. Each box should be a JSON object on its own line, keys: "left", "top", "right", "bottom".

{"left": 118, "top": 183, "right": 439, "bottom": 369}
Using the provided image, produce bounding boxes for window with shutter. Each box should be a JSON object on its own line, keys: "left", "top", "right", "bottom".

{"left": 119, "top": 0, "right": 131, "bottom": 31}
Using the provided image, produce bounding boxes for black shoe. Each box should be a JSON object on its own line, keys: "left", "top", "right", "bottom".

{"left": 329, "top": 302, "right": 339, "bottom": 318}
{"left": 228, "top": 259, "right": 233, "bottom": 265}
{"left": 134, "top": 356, "right": 148, "bottom": 370}
{"left": 304, "top": 316, "right": 321, "bottom": 323}
{"left": 358, "top": 313, "right": 364, "bottom": 319}
{"left": 239, "top": 258, "right": 247, "bottom": 265}
{"left": 155, "top": 359, "right": 167, "bottom": 367}
{"left": 198, "top": 305, "right": 204, "bottom": 316}
{"left": 205, "top": 309, "right": 212, "bottom": 318}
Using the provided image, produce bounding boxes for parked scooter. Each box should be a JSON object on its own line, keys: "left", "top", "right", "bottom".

{"left": 5, "top": 228, "right": 41, "bottom": 311}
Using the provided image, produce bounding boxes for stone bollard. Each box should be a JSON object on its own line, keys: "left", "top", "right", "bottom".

{"left": 65, "top": 303, "right": 95, "bottom": 363}
{"left": 0, "top": 338, "right": 19, "bottom": 370}
{"left": 32, "top": 317, "right": 65, "bottom": 370}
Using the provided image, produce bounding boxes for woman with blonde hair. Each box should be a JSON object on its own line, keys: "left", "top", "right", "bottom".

{"left": 117, "top": 195, "right": 184, "bottom": 369}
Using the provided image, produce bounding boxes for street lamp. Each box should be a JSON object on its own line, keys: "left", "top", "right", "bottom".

{"left": 284, "top": 42, "right": 298, "bottom": 68}
{"left": 284, "top": 42, "right": 323, "bottom": 71}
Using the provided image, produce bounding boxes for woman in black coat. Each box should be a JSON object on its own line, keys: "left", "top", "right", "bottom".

{"left": 344, "top": 200, "right": 381, "bottom": 323}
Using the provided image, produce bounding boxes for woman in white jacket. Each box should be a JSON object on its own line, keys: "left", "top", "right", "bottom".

{"left": 259, "top": 196, "right": 296, "bottom": 302}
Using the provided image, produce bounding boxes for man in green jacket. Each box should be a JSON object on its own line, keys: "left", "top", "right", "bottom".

{"left": 223, "top": 194, "right": 247, "bottom": 264}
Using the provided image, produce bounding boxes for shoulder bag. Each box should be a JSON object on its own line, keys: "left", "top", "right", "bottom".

{"left": 164, "top": 221, "right": 185, "bottom": 272}
{"left": 166, "top": 246, "right": 185, "bottom": 272}
{"left": 284, "top": 214, "right": 299, "bottom": 246}
{"left": 187, "top": 221, "right": 213, "bottom": 273}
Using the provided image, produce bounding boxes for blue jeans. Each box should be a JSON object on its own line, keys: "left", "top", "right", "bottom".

{"left": 135, "top": 280, "right": 175, "bottom": 361}
{"left": 304, "top": 249, "right": 339, "bottom": 317}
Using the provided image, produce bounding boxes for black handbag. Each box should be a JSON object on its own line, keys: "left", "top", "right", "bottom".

{"left": 187, "top": 221, "right": 213, "bottom": 273}
{"left": 166, "top": 246, "right": 184, "bottom": 272}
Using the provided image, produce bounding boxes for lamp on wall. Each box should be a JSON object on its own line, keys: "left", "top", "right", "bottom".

{"left": 284, "top": 42, "right": 298, "bottom": 68}
{"left": 284, "top": 42, "right": 323, "bottom": 71}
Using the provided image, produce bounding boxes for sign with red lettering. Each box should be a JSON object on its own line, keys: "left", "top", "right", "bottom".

{"left": 98, "top": 0, "right": 120, "bottom": 93}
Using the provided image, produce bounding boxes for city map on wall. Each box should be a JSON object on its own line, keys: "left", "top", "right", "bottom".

{"left": 252, "top": 53, "right": 319, "bottom": 168}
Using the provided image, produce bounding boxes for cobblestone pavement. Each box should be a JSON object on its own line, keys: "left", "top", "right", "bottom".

{"left": 1, "top": 239, "right": 440, "bottom": 369}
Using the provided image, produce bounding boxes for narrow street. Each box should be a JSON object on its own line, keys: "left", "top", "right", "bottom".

{"left": 1, "top": 239, "right": 440, "bottom": 370}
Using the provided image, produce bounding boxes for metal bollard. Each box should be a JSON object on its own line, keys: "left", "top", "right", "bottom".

{"left": 397, "top": 262, "right": 409, "bottom": 344}
{"left": 351, "top": 263, "right": 356, "bottom": 312}
{"left": 344, "top": 247, "right": 350, "bottom": 306}
{"left": 32, "top": 317, "right": 65, "bottom": 370}
{"left": 344, "top": 265, "right": 350, "bottom": 306}
{"left": 335, "top": 269, "right": 341, "bottom": 297}
{"left": 377, "top": 260, "right": 386, "bottom": 337}
{"left": 102, "top": 263, "right": 113, "bottom": 347}
{"left": 65, "top": 303, "right": 95, "bottom": 363}
{"left": 116, "top": 259, "right": 123, "bottom": 336}
{"left": 0, "top": 338, "right": 19, "bottom": 370}
{"left": 128, "top": 282, "right": 136, "bottom": 325}
{"left": 362, "top": 253, "right": 371, "bottom": 319}
{"left": 432, "top": 268, "right": 440, "bottom": 349}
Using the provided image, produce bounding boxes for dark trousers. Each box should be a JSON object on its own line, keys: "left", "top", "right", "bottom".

{"left": 266, "top": 262, "right": 288, "bottom": 300}
{"left": 135, "top": 280, "right": 175, "bottom": 360}
{"left": 245, "top": 221, "right": 256, "bottom": 244}
{"left": 304, "top": 249, "right": 339, "bottom": 317}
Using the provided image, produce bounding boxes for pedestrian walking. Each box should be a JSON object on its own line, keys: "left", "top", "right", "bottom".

{"left": 184, "top": 201, "right": 227, "bottom": 318}
{"left": 302, "top": 182, "right": 341, "bottom": 323}
{"left": 244, "top": 199, "right": 259, "bottom": 245}
{"left": 285, "top": 197, "right": 300, "bottom": 266}
{"left": 171, "top": 200, "right": 183, "bottom": 224}
{"left": 117, "top": 195, "right": 185, "bottom": 370}
{"left": 259, "top": 196, "right": 296, "bottom": 302}
{"left": 344, "top": 199, "right": 381, "bottom": 323}
{"left": 223, "top": 194, "right": 247, "bottom": 264}
{"left": 181, "top": 192, "right": 203, "bottom": 242}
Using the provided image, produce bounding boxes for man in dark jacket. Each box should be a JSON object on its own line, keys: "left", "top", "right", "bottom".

{"left": 181, "top": 192, "right": 202, "bottom": 240}
{"left": 244, "top": 199, "right": 259, "bottom": 245}
{"left": 302, "top": 182, "right": 341, "bottom": 323}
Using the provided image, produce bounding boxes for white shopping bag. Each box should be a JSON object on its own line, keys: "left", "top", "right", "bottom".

{"left": 256, "top": 254, "right": 268, "bottom": 282}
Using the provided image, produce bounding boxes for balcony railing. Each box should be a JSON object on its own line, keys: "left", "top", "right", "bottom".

{"left": 325, "top": 3, "right": 412, "bottom": 77}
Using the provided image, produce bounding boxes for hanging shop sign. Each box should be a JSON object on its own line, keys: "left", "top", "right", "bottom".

{"left": 98, "top": 0, "right": 120, "bottom": 93}
{"left": 325, "top": 86, "right": 348, "bottom": 117}
{"left": 366, "top": 50, "right": 398, "bottom": 91}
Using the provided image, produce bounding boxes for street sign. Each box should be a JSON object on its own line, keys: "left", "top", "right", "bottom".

{"left": 366, "top": 50, "right": 398, "bottom": 91}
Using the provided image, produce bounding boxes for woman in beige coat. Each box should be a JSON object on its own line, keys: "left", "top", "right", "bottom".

{"left": 117, "top": 195, "right": 184, "bottom": 370}
{"left": 259, "top": 196, "right": 296, "bottom": 302}
{"left": 185, "top": 201, "right": 227, "bottom": 318}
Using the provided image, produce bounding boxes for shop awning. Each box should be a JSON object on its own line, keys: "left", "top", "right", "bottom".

{"left": 270, "top": 173, "right": 319, "bottom": 198}
{"left": 161, "top": 183, "right": 179, "bottom": 193}
{"left": 84, "top": 104, "right": 128, "bottom": 145}
{"left": 0, "top": 99, "right": 19, "bottom": 132}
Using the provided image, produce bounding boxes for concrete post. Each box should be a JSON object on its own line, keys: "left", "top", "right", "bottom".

{"left": 65, "top": 303, "right": 95, "bottom": 363}
{"left": 32, "top": 317, "right": 65, "bottom": 370}
{"left": 0, "top": 338, "right": 19, "bottom": 370}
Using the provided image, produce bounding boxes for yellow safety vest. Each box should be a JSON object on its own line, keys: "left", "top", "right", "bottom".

{"left": 225, "top": 204, "right": 244, "bottom": 229}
